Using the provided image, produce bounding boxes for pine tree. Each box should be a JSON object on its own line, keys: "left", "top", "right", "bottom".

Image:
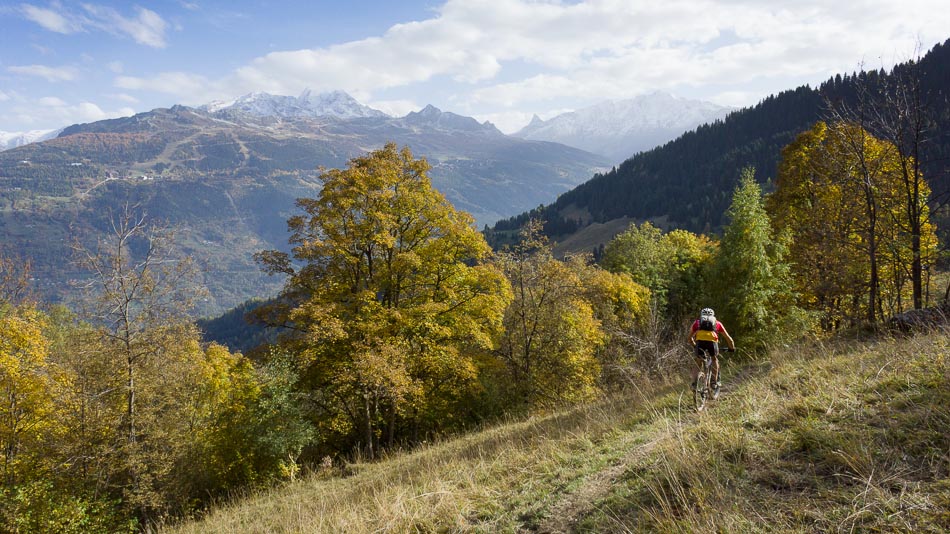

{"left": 711, "top": 168, "right": 803, "bottom": 353}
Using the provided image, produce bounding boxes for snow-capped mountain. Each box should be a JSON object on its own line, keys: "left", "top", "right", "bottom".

{"left": 514, "top": 93, "right": 733, "bottom": 162}
{"left": 202, "top": 89, "right": 389, "bottom": 120}
{"left": 0, "top": 128, "right": 61, "bottom": 151}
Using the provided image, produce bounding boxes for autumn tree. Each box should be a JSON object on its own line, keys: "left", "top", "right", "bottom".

{"left": 257, "top": 143, "right": 510, "bottom": 458}
{"left": 0, "top": 301, "right": 133, "bottom": 532}
{"left": 567, "top": 254, "right": 651, "bottom": 384}
{"left": 600, "top": 222, "right": 668, "bottom": 301}
{"left": 71, "top": 205, "right": 220, "bottom": 520}
{"left": 661, "top": 229, "right": 718, "bottom": 326}
{"left": 600, "top": 222, "right": 716, "bottom": 326}
{"left": 492, "top": 222, "right": 602, "bottom": 407}
{"left": 0, "top": 306, "right": 56, "bottom": 488}
{"left": 769, "top": 121, "right": 938, "bottom": 327}
{"left": 826, "top": 51, "right": 939, "bottom": 309}
{"left": 491, "top": 221, "right": 650, "bottom": 406}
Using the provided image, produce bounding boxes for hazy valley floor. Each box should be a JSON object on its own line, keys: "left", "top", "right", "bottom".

{"left": 168, "top": 331, "right": 950, "bottom": 533}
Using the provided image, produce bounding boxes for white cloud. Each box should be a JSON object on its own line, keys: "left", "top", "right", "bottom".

{"left": 38, "top": 96, "right": 67, "bottom": 106}
{"left": 20, "top": 3, "right": 82, "bottom": 33}
{"left": 107, "top": 61, "right": 124, "bottom": 73}
{"left": 82, "top": 4, "right": 169, "bottom": 48}
{"left": 118, "top": 0, "right": 949, "bottom": 114}
{"left": 8, "top": 64, "right": 80, "bottom": 82}
{"left": 0, "top": 90, "right": 10, "bottom": 102}
{"left": 366, "top": 99, "right": 420, "bottom": 117}
{"left": 110, "top": 93, "right": 139, "bottom": 104}
{"left": 19, "top": 3, "right": 169, "bottom": 48}
{"left": 3, "top": 97, "right": 135, "bottom": 128}
{"left": 115, "top": 71, "right": 223, "bottom": 103}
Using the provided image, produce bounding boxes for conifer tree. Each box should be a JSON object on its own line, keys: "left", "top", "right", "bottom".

{"left": 711, "top": 168, "right": 802, "bottom": 353}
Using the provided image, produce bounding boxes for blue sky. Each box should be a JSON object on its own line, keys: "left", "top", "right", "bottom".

{"left": 1, "top": 0, "right": 948, "bottom": 134}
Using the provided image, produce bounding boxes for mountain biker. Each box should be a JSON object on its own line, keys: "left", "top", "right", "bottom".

{"left": 688, "top": 307, "right": 735, "bottom": 396}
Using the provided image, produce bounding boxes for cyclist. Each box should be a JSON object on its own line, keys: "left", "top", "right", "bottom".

{"left": 688, "top": 307, "right": 735, "bottom": 397}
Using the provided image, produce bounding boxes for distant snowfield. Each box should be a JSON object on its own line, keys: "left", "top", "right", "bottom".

{"left": 514, "top": 93, "right": 733, "bottom": 162}
{"left": 201, "top": 89, "right": 390, "bottom": 120}
{"left": 0, "top": 128, "right": 61, "bottom": 151}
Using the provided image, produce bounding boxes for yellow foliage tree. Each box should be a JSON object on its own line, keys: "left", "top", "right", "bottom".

{"left": 600, "top": 222, "right": 716, "bottom": 326}
{"left": 0, "top": 306, "right": 60, "bottom": 487}
{"left": 258, "top": 143, "right": 510, "bottom": 457}
{"left": 493, "top": 222, "right": 649, "bottom": 408}
{"left": 769, "top": 121, "right": 938, "bottom": 327}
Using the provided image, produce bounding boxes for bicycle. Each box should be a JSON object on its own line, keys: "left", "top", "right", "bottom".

{"left": 693, "top": 346, "right": 734, "bottom": 412}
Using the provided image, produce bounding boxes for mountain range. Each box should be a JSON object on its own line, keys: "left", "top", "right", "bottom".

{"left": 0, "top": 90, "right": 613, "bottom": 312}
{"left": 514, "top": 93, "right": 733, "bottom": 162}
{"left": 201, "top": 89, "right": 390, "bottom": 120}
{"left": 493, "top": 39, "right": 950, "bottom": 256}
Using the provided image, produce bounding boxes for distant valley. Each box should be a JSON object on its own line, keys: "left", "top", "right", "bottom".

{"left": 0, "top": 91, "right": 610, "bottom": 312}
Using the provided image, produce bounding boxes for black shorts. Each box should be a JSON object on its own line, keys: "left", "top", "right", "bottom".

{"left": 695, "top": 340, "right": 719, "bottom": 359}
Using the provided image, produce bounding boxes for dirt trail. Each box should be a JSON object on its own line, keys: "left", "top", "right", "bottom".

{"left": 536, "top": 436, "right": 663, "bottom": 534}
{"left": 535, "top": 361, "right": 770, "bottom": 533}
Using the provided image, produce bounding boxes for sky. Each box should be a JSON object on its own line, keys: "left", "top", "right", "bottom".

{"left": 1, "top": 0, "right": 949, "bottom": 134}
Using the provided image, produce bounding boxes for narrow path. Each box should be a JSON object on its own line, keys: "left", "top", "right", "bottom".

{"left": 535, "top": 360, "right": 771, "bottom": 533}
{"left": 536, "top": 435, "right": 663, "bottom": 534}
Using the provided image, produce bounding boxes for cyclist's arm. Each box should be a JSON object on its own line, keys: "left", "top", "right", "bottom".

{"left": 718, "top": 325, "right": 736, "bottom": 351}
{"left": 688, "top": 322, "right": 698, "bottom": 346}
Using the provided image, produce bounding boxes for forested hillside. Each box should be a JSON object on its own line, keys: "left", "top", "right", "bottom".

{"left": 0, "top": 99, "right": 607, "bottom": 313}
{"left": 491, "top": 39, "right": 950, "bottom": 244}
{"left": 4, "top": 128, "right": 946, "bottom": 532}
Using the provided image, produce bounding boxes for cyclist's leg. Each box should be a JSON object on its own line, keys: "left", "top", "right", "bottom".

{"left": 691, "top": 345, "right": 704, "bottom": 387}
{"left": 711, "top": 343, "right": 720, "bottom": 385}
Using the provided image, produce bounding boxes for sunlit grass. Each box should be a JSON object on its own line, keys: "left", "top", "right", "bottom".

{"left": 583, "top": 332, "right": 950, "bottom": 532}
{"left": 167, "top": 331, "right": 950, "bottom": 533}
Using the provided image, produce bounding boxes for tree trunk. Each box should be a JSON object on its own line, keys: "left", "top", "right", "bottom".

{"left": 866, "top": 198, "right": 879, "bottom": 325}
{"left": 912, "top": 231, "right": 923, "bottom": 309}
{"left": 386, "top": 406, "right": 396, "bottom": 451}
{"left": 127, "top": 356, "right": 135, "bottom": 444}
{"left": 363, "top": 394, "right": 374, "bottom": 460}
{"left": 411, "top": 408, "right": 419, "bottom": 445}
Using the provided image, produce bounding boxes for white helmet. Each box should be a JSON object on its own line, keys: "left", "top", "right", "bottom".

{"left": 701, "top": 307, "right": 715, "bottom": 317}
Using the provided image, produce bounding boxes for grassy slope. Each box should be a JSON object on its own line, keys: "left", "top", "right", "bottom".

{"left": 168, "top": 332, "right": 950, "bottom": 533}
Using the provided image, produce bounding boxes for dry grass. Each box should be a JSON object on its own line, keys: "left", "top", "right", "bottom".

{"left": 167, "top": 331, "right": 950, "bottom": 533}
{"left": 166, "top": 379, "right": 683, "bottom": 533}
{"left": 583, "top": 331, "right": 950, "bottom": 533}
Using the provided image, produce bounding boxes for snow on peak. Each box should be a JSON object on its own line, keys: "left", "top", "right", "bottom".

{"left": 298, "top": 90, "right": 389, "bottom": 119}
{"left": 526, "top": 114, "right": 545, "bottom": 128}
{"left": 201, "top": 90, "right": 389, "bottom": 120}
{"left": 0, "top": 128, "right": 62, "bottom": 151}
{"left": 514, "top": 93, "right": 733, "bottom": 162}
